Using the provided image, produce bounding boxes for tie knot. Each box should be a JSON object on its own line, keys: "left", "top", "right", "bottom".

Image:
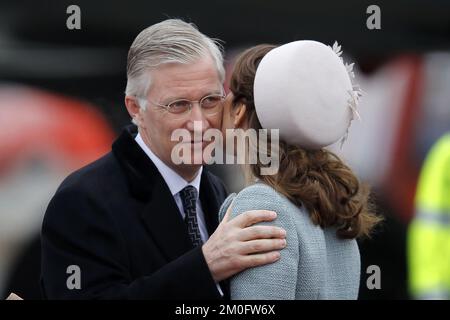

{"left": 179, "top": 185, "right": 198, "bottom": 210}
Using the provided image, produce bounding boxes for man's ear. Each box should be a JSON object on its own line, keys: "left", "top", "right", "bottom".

{"left": 233, "top": 103, "right": 247, "bottom": 129}
{"left": 125, "top": 96, "right": 144, "bottom": 127}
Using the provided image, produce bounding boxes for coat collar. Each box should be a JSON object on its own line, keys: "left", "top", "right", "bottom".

{"left": 111, "top": 125, "right": 220, "bottom": 261}
{"left": 112, "top": 125, "right": 157, "bottom": 201}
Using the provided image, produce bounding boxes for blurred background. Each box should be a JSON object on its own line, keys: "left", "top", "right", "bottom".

{"left": 1, "top": 0, "right": 449, "bottom": 299}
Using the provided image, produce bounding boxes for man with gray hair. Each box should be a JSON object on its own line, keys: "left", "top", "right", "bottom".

{"left": 40, "top": 19, "right": 286, "bottom": 299}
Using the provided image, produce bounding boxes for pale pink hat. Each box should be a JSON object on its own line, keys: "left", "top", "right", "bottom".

{"left": 253, "top": 40, "right": 361, "bottom": 149}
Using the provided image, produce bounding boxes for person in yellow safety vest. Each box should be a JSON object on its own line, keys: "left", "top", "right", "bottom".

{"left": 408, "top": 133, "right": 450, "bottom": 299}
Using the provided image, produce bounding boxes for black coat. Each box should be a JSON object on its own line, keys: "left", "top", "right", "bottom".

{"left": 41, "top": 125, "right": 229, "bottom": 299}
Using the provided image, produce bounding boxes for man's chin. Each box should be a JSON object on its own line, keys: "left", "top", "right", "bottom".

{"left": 170, "top": 141, "right": 213, "bottom": 166}
{"left": 189, "top": 141, "right": 209, "bottom": 149}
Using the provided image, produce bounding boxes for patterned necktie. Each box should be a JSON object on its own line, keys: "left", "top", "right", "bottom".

{"left": 179, "top": 185, "right": 203, "bottom": 247}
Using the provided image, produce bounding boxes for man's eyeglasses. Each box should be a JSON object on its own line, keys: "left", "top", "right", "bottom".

{"left": 141, "top": 93, "right": 225, "bottom": 119}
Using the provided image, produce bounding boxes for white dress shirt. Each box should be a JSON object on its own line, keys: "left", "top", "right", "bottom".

{"left": 135, "top": 133, "right": 209, "bottom": 243}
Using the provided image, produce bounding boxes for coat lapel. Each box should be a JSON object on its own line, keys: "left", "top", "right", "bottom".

{"left": 200, "top": 169, "right": 230, "bottom": 299}
{"left": 141, "top": 181, "right": 193, "bottom": 261}
{"left": 200, "top": 170, "right": 221, "bottom": 237}
{"left": 112, "top": 125, "right": 192, "bottom": 262}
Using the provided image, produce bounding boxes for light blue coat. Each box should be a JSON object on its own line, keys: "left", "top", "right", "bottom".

{"left": 219, "top": 183, "right": 361, "bottom": 300}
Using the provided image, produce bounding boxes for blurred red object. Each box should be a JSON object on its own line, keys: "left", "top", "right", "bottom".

{"left": 382, "top": 56, "right": 424, "bottom": 223}
{"left": 0, "top": 85, "right": 115, "bottom": 175}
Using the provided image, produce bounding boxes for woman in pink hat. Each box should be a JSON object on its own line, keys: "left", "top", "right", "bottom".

{"left": 218, "top": 42, "right": 382, "bottom": 299}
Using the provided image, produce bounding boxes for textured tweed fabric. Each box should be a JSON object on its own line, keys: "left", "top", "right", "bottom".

{"left": 219, "top": 183, "right": 360, "bottom": 300}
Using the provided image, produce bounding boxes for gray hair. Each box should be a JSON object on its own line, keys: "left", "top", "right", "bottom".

{"left": 125, "top": 19, "right": 225, "bottom": 110}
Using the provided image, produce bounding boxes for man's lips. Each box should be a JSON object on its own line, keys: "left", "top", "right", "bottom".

{"left": 182, "top": 141, "right": 210, "bottom": 147}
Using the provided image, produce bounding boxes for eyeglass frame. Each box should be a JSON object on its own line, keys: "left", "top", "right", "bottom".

{"left": 137, "top": 90, "right": 226, "bottom": 117}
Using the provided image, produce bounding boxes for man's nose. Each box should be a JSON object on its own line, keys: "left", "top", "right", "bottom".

{"left": 186, "top": 103, "right": 210, "bottom": 131}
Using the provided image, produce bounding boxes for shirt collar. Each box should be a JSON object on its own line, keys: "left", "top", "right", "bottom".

{"left": 135, "top": 132, "right": 202, "bottom": 199}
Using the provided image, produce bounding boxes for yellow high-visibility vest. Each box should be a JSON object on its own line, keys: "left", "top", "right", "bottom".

{"left": 408, "top": 133, "right": 450, "bottom": 299}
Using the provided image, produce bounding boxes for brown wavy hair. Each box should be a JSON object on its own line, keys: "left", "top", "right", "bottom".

{"left": 229, "top": 44, "right": 381, "bottom": 239}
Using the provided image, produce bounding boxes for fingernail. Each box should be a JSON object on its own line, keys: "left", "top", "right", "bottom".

{"left": 270, "top": 211, "right": 277, "bottom": 218}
